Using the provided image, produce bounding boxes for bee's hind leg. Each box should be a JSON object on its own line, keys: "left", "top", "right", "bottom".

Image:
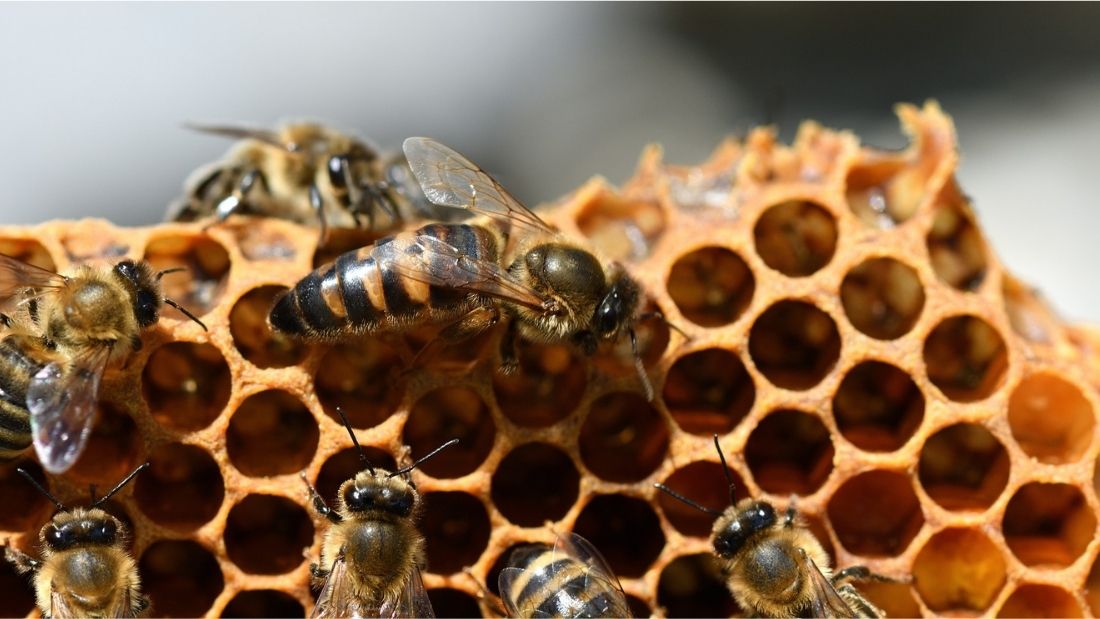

{"left": 835, "top": 584, "right": 885, "bottom": 618}
{"left": 831, "top": 566, "right": 900, "bottom": 586}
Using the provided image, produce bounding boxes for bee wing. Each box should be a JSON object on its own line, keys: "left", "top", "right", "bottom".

{"left": 799, "top": 549, "right": 858, "bottom": 619}
{"left": 553, "top": 532, "right": 627, "bottom": 597}
{"left": 403, "top": 137, "right": 554, "bottom": 235}
{"left": 497, "top": 566, "right": 528, "bottom": 618}
{"left": 0, "top": 253, "right": 67, "bottom": 311}
{"left": 184, "top": 122, "right": 286, "bottom": 149}
{"left": 49, "top": 587, "right": 84, "bottom": 618}
{"left": 378, "top": 565, "right": 435, "bottom": 619}
{"left": 310, "top": 553, "right": 368, "bottom": 619}
{"left": 26, "top": 345, "right": 110, "bottom": 474}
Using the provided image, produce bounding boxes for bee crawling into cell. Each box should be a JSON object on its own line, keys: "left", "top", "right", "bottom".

{"left": 3, "top": 462, "right": 150, "bottom": 618}
{"left": 656, "top": 436, "right": 899, "bottom": 618}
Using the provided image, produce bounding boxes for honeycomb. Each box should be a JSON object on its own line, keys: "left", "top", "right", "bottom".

{"left": 1, "top": 101, "right": 1099, "bottom": 618}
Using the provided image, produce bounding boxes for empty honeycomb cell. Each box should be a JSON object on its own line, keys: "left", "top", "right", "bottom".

{"left": 221, "top": 589, "right": 305, "bottom": 618}
{"left": 223, "top": 221, "right": 297, "bottom": 262}
{"left": 1002, "top": 482, "right": 1095, "bottom": 567}
{"left": 61, "top": 229, "right": 129, "bottom": 262}
{"left": 0, "top": 237, "right": 55, "bottom": 271}
{"left": 134, "top": 442, "right": 224, "bottom": 531}
{"left": 0, "top": 459, "right": 54, "bottom": 532}
{"left": 745, "top": 409, "right": 834, "bottom": 495}
{"left": 491, "top": 442, "right": 579, "bottom": 526}
{"left": 833, "top": 361, "right": 924, "bottom": 452}
{"left": 578, "top": 392, "right": 669, "bottom": 483}
{"left": 314, "top": 446, "right": 397, "bottom": 504}
{"left": 427, "top": 588, "right": 482, "bottom": 619}
{"left": 923, "top": 315, "right": 1008, "bottom": 402}
{"left": 0, "top": 558, "right": 34, "bottom": 618}
{"left": 142, "top": 341, "right": 232, "bottom": 432}
{"left": 404, "top": 386, "right": 495, "bottom": 478}
{"left": 230, "top": 285, "right": 308, "bottom": 368}
{"left": 753, "top": 200, "right": 838, "bottom": 277}
{"left": 143, "top": 233, "right": 231, "bottom": 316}
{"left": 315, "top": 340, "right": 405, "bottom": 430}
{"left": 840, "top": 257, "right": 925, "bottom": 340}
{"left": 845, "top": 164, "right": 923, "bottom": 228}
{"left": 656, "top": 552, "right": 738, "bottom": 618}
{"left": 491, "top": 340, "right": 586, "bottom": 428}
{"left": 1008, "top": 373, "right": 1095, "bottom": 464}
{"left": 666, "top": 246, "right": 754, "bottom": 328}
{"left": 912, "top": 527, "right": 1006, "bottom": 613}
{"left": 827, "top": 470, "right": 924, "bottom": 557}
{"left": 927, "top": 196, "right": 988, "bottom": 290}
{"left": 657, "top": 461, "right": 746, "bottom": 537}
{"left": 227, "top": 390, "right": 319, "bottom": 477}
{"left": 998, "top": 583, "right": 1082, "bottom": 618}
{"left": 573, "top": 494, "right": 665, "bottom": 578}
{"left": 68, "top": 402, "right": 143, "bottom": 485}
{"left": 1088, "top": 554, "right": 1100, "bottom": 615}
{"left": 139, "top": 539, "right": 224, "bottom": 618}
{"left": 575, "top": 193, "right": 665, "bottom": 261}
{"left": 748, "top": 300, "right": 841, "bottom": 390}
{"left": 225, "top": 494, "right": 314, "bottom": 575}
{"left": 420, "top": 491, "right": 491, "bottom": 573}
{"left": 856, "top": 581, "right": 922, "bottom": 619}
{"left": 918, "top": 422, "right": 1010, "bottom": 511}
{"left": 662, "top": 348, "right": 755, "bottom": 435}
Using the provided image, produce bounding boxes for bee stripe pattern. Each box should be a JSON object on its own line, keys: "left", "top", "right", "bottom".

{"left": 508, "top": 551, "right": 628, "bottom": 618}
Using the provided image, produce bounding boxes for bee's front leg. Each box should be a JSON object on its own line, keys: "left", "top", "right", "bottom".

{"left": 4, "top": 543, "right": 40, "bottom": 575}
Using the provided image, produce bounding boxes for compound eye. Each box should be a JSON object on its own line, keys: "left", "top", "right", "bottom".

{"left": 594, "top": 294, "right": 620, "bottom": 335}
{"left": 114, "top": 260, "right": 136, "bottom": 280}
{"left": 327, "top": 155, "right": 348, "bottom": 188}
{"left": 391, "top": 489, "right": 414, "bottom": 517}
{"left": 45, "top": 524, "right": 75, "bottom": 550}
{"left": 89, "top": 520, "right": 117, "bottom": 544}
{"left": 134, "top": 290, "right": 159, "bottom": 326}
{"left": 746, "top": 502, "right": 777, "bottom": 530}
{"left": 344, "top": 487, "right": 366, "bottom": 511}
{"left": 44, "top": 524, "right": 64, "bottom": 548}
{"left": 713, "top": 528, "right": 745, "bottom": 558}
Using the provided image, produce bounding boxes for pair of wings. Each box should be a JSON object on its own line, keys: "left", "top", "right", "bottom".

{"left": 0, "top": 254, "right": 108, "bottom": 474}
{"left": 310, "top": 554, "right": 434, "bottom": 619}
{"left": 798, "top": 549, "right": 864, "bottom": 618}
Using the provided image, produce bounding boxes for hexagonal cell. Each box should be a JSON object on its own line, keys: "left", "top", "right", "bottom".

{"left": 912, "top": 527, "right": 1006, "bottom": 613}
{"left": 230, "top": 285, "right": 308, "bottom": 368}
{"left": 403, "top": 387, "right": 495, "bottom": 479}
{"left": 923, "top": 315, "right": 1008, "bottom": 402}
{"left": 223, "top": 220, "right": 297, "bottom": 262}
{"left": 575, "top": 193, "right": 665, "bottom": 261}
{"left": 745, "top": 409, "right": 834, "bottom": 495}
{"left": 998, "top": 584, "right": 1082, "bottom": 618}
{"left": 573, "top": 494, "right": 665, "bottom": 578}
{"left": 143, "top": 233, "right": 231, "bottom": 317}
{"left": 845, "top": 162, "right": 924, "bottom": 228}
{"left": 0, "top": 460, "right": 55, "bottom": 532}
{"left": 1002, "top": 275, "right": 1057, "bottom": 344}
{"left": 833, "top": 361, "right": 924, "bottom": 452}
{"left": 404, "top": 323, "right": 495, "bottom": 371}
{"left": 918, "top": 422, "right": 1010, "bottom": 512}
{"left": 315, "top": 446, "right": 397, "bottom": 505}
{"left": 139, "top": 540, "right": 224, "bottom": 618}
{"left": 927, "top": 196, "right": 988, "bottom": 291}
{"left": 316, "top": 340, "right": 405, "bottom": 430}
{"left": 827, "top": 470, "right": 924, "bottom": 557}
{"left": 663, "top": 348, "right": 755, "bottom": 436}
{"left": 225, "top": 494, "right": 314, "bottom": 575}
{"left": 657, "top": 461, "right": 746, "bottom": 537}
{"left": 1003, "top": 482, "right": 1095, "bottom": 568}
{"left": 66, "top": 403, "right": 143, "bottom": 486}
{"left": 134, "top": 442, "right": 224, "bottom": 531}
{"left": 0, "top": 237, "right": 56, "bottom": 271}
{"left": 579, "top": 392, "right": 669, "bottom": 483}
{"left": 657, "top": 553, "right": 739, "bottom": 618}
{"left": 840, "top": 257, "right": 925, "bottom": 340}
{"left": 61, "top": 226, "right": 129, "bottom": 262}
{"left": 227, "top": 390, "right": 319, "bottom": 477}
{"left": 753, "top": 200, "right": 838, "bottom": 277}
{"left": 492, "top": 340, "right": 586, "bottom": 428}
{"left": 427, "top": 588, "right": 481, "bottom": 619}
{"left": 0, "top": 557, "right": 35, "bottom": 618}
{"left": 142, "top": 341, "right": 231, "bottom": 432}
{"left": 666, "top": 246, "right": 754, "bottom": 328}
{"left": 420, "top": 491, "right": 491, "bottom": 573}
{"left": 748, "top": 300, "right": 841, "bottom": 390}
{"left": 1008, "top": 373, "right": 1095, "bottom": 464}
{"left": 491, "top": 443, "right": 579, "bottom": 526}
{"left": 221, "top": 589, "right": 305, "bottom": 618}
{"left": 857, "top": 581, "right": 922, "bottom": 619}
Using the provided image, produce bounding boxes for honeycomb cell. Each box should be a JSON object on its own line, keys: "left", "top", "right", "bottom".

{"left": 579, "top": 392, "right": 669, "bottom": 483}
{"left": 139, "top": 540, "right": 224, "bottom": 618}
{"left": 912, "top": 527, "right": 1006, "bottom": 613}
{"left": 748, "top": 300, "right": 841, "bottom": 390}
{"left": 1003, "top": 482, "right": 1095, "bottom": 567}
{"left": 1088, "top": 554, "right": 1100, "bottom": 615}
{"left": 420, "top": 491, "right": 491, "bottom": 573}
{"left": 656, "top": 553, "right": 738, "bottom": 618}
{"left": 753, "top": 199, "right": 838, "bottom": 277}
{"left": 230, "top": 285, "right": 308, "bottom": 368}
{"left": 67, "top": 403, "right": 143, "bottom": 485}
{"left": 998, "top": 584, "right": 1082, "bottom": 618}
{"left": 827, "top": 470, "right": 924, "bottom": 557}
{"left": 404, "top": 387, "right": 495, "bottom": 478}
{"left": 745, "top": 409, "right": 834, "bottom": 495}
{"left": 1002, "top": 275, "right": 1055, "bottom": 344}
{"left": 492, "top": 340, "right": 586, "bottom": 428}
{"left": 666, "top": 246, "right": 754, "bottom": 327}
{"left": 227, "top": 390, "right": 319, "bottom": 477}
{"left": 427, "top": 588, "right": 481, "bottom": 619}
{"left": 0, "top": 237, "right": 55, "bottom": 271}
{"left": 923, "top": 315, "right": 1008, "bottom": 402}
{"left": 491, "top": 443, "right": 579, "bottom": 526}
{"left": 918, "top": 422, "right": 1009, "bottom": 511}
{"left": 134, "top": 443, "right": 224, "bottom": 531}
{"left": 404, "top": 323, "right": 495, "bottom": 371}
{"left": 575, "top": 193, "right": 665, "bottom": 261}
{"left": 316, "top": 340, "right": 405, "bottom": 430}
{"left": 657, "top": 461, "right": 746, "bottom": 537}
{"left": 663, "top": 348, "right": 755, "bottom": 435}
{"left": 857, "top": 581, "right": 921, "bottom": 619}
{"left": 142, "top": 341, "right": 232, "bottom": 432}
{"left": 845, "top": 164, "right": 923, "bottom": 228}
{"left": 221, "top": 589, "right": 305, "bottom": 618}
{"left": 833, "top": 361, "right": 924, "bottom": 452}
{"left": 840, "top": 257, "right": 925, "bottom": 340}
{"left": 225, "top": 221, "right": 297, "bottom": 262}
{"left": 61, "top": 228, "right": 129, "bottom": 262}
{"left": 927, "top": 197, "right": 988, "bottom": 290}
{"left": 573, "top": 494, "right": 665, "bottom": 578}
{"left": 311, "top": 228, "right": 381, "bottom": 269}
{"left": 225, "top": 494, "right": 314, "bottom": 575}
{"left": 143, "top": 233, "right": 231, "bottom": 316}
{"left": 0, "top": 460, "right": 55, "bottom": 532}
{"left": 315, "top": 446, "right": 397, "bottom": 504}
{"left": 1008, "top": 373, "right": 1094, "bottom": 464}
{"left": 0, "top": 558, "right": 34, "bottom": 618}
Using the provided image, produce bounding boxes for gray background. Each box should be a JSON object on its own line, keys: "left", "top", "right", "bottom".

{"left": 0, "top": 3, "right": 1097, "bottom": 322}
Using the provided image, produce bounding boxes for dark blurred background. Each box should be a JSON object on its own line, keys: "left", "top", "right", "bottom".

{"left": 0, "top": 3, "right": 1097, "bottom": 320}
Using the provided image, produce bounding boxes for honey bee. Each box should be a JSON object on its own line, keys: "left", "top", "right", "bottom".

{"left": 269, "top": 137, "right": 662, "bottom": 398}
{"left": 300, "top": 408, "right": 458, "bottom": 618}
{"left": 3, "top": 463, "right": 149, "bottom": 618}
{"left": 656, "top": 436, "right": 896, "bottom": 618}
{"left": 0, "top": 255, "right": 205, "bottom": 473}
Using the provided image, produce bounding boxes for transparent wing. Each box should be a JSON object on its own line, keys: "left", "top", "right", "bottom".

{"left": 497, "top": 566, "right": 528, "bottom": 618}
{"left": 184, "top": 122, "right": 285, "bottom": 149}
{"left": 0, "top": 253, "right": 66, "bottom": 307}
{"left": 311, "top": 554, "right": 368, "bottom": 619}
{"left": 50, "top": 588, "right": 83, "bottom": 619}
{"left": 800, "top": 550, "right": 858, "bottom": 618}
{"left": 402, "top": 137, "right": 553, "bottom": 235}
{"left": 27, "top": 345, "right": 110, "bottom": 474}
{"left": 379, "top": 565, "right": 435, "bottom": 619}
{"left": 553, "top": 532, "right": 626, "bottom": 598}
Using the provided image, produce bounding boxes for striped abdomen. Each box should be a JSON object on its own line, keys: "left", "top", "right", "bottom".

{"left": 0, "top": 335, "right": 45, "bottom": 459}
{"left": 503, "top": 547, "right": 630, "bottom": 618}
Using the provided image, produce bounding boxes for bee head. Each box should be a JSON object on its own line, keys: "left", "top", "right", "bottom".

{"left": 341, "top": 472, "right": 417, "bottom": 518}
{"left": 712, "top": 500, "right": 777, "bottom": 559}
{"left": 42, "top": 508, "right": 121, "bottom": 551}
{"left": 112, "top": 260, "right": 161, "bottom": 328}
{"left": 592, "top": 271, "right": 640, "bottom": 339}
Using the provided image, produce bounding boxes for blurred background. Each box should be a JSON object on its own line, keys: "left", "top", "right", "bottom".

{"left": 0, "top": 3, "right": 1097, "bottom": 321}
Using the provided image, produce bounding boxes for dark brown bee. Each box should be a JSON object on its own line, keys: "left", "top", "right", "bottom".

{"left": 0, "top": 255, "right": 205, "bottom": 473}
{"left": 301, "top": 408, "right": 457, "bottom": 618}
{"left": 4, "top": 463, "right": 149, "bottom": 618}
{"left": 269, "top": 137, "right": 660, "bottom": 397}
{"left": 656, "top": 436, "right": 896, "bottom": 618}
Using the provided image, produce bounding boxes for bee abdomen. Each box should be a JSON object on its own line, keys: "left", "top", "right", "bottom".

{"left": 0, "top": 400, "right": 31, "bottom": 457}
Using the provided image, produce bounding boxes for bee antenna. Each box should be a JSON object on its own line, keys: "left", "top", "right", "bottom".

{"left": 155, "top": 267, "right": 187, "bottom": 281}
{"left": 654, "top": 483, "right": 722, "bottom": 516}
{"left": 391, "top": 439, "right": 460, "bottom": 478}
{"left": 93, "top": 462, "right": 149, "bottom": 507}
{"left": 335, "top": 407, "right": 375, "bottom": 474}
{"left": 15, "top": 468, "right": 64, "bottom": 511}
{"left": 713, "top": 434, "right": 737, "bottom": 506}
{"left": 639, "top": 310, "right": 689, "bottom": 339}
{"left": 163, "top": 298, "right": 208, "bottom": 331}
{"left": 629, "top": 329, "right": 655, "bottom": 402}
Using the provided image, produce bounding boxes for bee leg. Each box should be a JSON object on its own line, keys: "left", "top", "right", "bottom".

{"left": 299, "top": 472, "right": 342, "bottom": 524}
{"left": 409, "top": 306, "right": 500, "bottom": 371}
{"left": 835, "top": 584, "right": 885, "bottom": 618}
{"left": 310, "top": 563, "right": 329, "bottom": 586}
{"left": 831, "top": 566, "right": 899, "bottom": 586}
{"left": 783, "top": 495, "right": 799, "bottom": 528}
{"left": 133, "top": 593, "right": 150, "bottom": 614}
{"left": 0, "top": 313, "right": 10, "bottom": 328}
{"left": 214, "top": 168, "right": 262, "bottom": 221}
{"left": 463, "top": 567, "right": 507, "bottom": 618}
{"left": 499, "top": 319, "right": 519, "bottom": 374}
{"left": 310, "top": 184, "right": 331, "bottom": 247}
{"left": 3, "top": 544, "right": 40, "bottom": 574}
